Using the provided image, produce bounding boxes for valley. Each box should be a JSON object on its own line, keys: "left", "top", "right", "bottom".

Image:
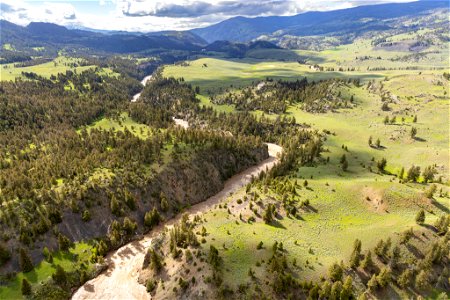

{"left": 0, "top": 1, "right": 449, "bottom": 299}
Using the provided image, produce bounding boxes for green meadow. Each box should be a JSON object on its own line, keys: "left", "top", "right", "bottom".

{"left": 0, "top": 243, "right": 94, "bottom": 300}
{"left": 80, "top": 112, "right": 156, "bottom": 140}
{"left": 0, "top": 56, "right": 116, "bottom": 81}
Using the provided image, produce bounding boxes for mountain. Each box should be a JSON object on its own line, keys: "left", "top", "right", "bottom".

{"left": 0, "top": 21, "right": 205, "bottom": 54}
{"left": 204, "top": 40, "right": 280, "bottom": 57}
{"left": 191, "top": 1, "right": 449, "bottom": 44}
{"left": 1, "top": 20, "right": 279, "bottom": 60}
{"left": 147, "top": 31, "right": 207, "bottom": 46}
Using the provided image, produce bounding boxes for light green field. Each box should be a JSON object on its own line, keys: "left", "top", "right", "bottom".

{"left": 32, "top": 47, "right": 45, "bottom": 52}
{"left": 0, "top": 56, "right": 116, "bottom": 81}
{"left": 201, "top": 179, "right": 442, "bottom": 284}
{"left": 164, "top": 57, "right": 383, "bottom": 94}
{"left": 0, "top": 242, "right": 93, "bottom": 300}
{"left": 287, "top": 82, "right": 449, "bottom": 181}
{"left": 2, "top": 43, "right": 14, "bottom": 51}
{"left": 80, "top": 112, "right": 155, "bottom": 140}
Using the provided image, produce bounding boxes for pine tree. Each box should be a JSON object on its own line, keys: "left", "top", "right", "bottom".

{"left": 349, "top": 249, "right": 360, "bottom": 268}
{"left": 422, "top": 167, "right": 437, "bottom": 183}
{"left": 340, "top": 276, "right": 353, "bottom": 300}
{"left": 424, "top": 184, "right": 437, "bottom": 198}
{"left": 160, "top": 192, "right": 169, "bottom": 212}
{"left": 263, "top": 204, "right": 274, "bottom": 224}
{"left": 415, "top": 270, "right": 429, "bottom": 289}
{"left": 52, "top": 265, "right": 67, "bottom": 286}
{"left": 342, "top": 159, "right": 348, "bottom": 171}
{"left": 208, "top": 245, "right": 221, "bottom": 270}
{"left": 320, "top": 281, "right": 331, "bottom": 299}
{"left": 389, "top": 246, "right": 401, "bottom": 269}
{"left": 328, "top": 262, "right": 343, "bottom": 281}
{"left": 21, "top": 278, "right": 32, "bottom": 296}
{"left": 144, "top": 208, "right": 161, "bottom": 229}
{"left": 110, "top": 195, "right": 120, "bottom": 216}
{"left": 374, "top": 239, "right": 385, "bottom": 257}
{"left": 376, "top": 138, "right": 381, "bottom": 148}
{"left": 58, "top": 233, "right": 71, "bottom": 251}
{"left": 377, "top": 158, "right": 387, "bottom": 172}
{"left": 434, "top": 215, "right": 450, "bottom": 235}
{"left": 406, "top": 165, "right": 421, "bottom": 182}
{"left": 415, "top": 209, "right": 425, "bottom": 225}
{"left": 367, "top": 274, "right": 378, "bottom": 291}
{"left": 361, "top": 250, "right": 374, "bottom": 270}
{"left": 0, "top": 243, "right": 11, "bottom": 266}
{"left": 148, "top": 249, "right": 163, "bottom": 273}
{"left": 350, "top": 239, "right": 362, "bottom": 269}
{"left": 397, "top": 269, "right": 412, "bottom": 288}
{"left": 410, "top": 127, "right": 417, "bottom": 139}
{"left": 376, "top": 267, "right": 391, "bottom": 287}
{"left": 19, "top": 248, "right": 33, "bottom": 273}
{"left": 330, "top": 280, "right": 343, "bottom": 299}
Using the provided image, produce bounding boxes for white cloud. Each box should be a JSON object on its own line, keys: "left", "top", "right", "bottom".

{"left": 120, "top": 0, "right": 302, "bottom": 18}
{"left": 1, "top": 0, "right": 77, "bottom": 25}
{"left": 0, "top": 0, "right": 418, "bottom": 32}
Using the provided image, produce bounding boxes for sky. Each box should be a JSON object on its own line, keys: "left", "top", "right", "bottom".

{"left": 0, "top": 0, "right": 418, "bottom": 32}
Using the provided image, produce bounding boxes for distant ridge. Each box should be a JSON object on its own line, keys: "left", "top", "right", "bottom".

{"left": 190, "top": 1, "right": 449, "bottom": 43}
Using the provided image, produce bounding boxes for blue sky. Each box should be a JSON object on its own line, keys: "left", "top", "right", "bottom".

{"left": 1, "top": 0, "right": 418, "bottom": 32}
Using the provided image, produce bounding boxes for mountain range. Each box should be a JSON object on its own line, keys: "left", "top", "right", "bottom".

{"left": 1, "top": 0, "right": 448, "bottom": 56}
{"left": 190, "top": 0, "right": 449, "bottom": 43}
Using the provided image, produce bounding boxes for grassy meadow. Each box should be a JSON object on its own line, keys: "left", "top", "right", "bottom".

{"left": 0, "top": 56, "right": 116, "bottom": 81}
{"left": 0, "top": 243, "right": 94, "bottom": 300}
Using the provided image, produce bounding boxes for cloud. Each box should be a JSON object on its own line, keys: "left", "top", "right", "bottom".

{"left": 0, "top": 2, "right": 26, "bottom": 13}
{"left": 119, "top": 0, "right": 416, "bottom": 19}
{"left": 43, "top": 3, "right": 77, "bottom": 20}
{"left": 120, "top": 0, "right": 303, "bottom": 18}
{"left": 1, "top": 1, "right": 77, "bottom": 25}
{"left": 0, "top": 0, "right": 418, "bottom": 32}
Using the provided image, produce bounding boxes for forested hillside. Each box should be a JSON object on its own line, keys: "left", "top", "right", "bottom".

{"left": 0, "top": 61, "right": 279, "bottom": 298}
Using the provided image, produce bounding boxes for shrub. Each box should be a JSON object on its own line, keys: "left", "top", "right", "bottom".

{"left": 146, "top": 279, "right": 156, "bottom": 292}
{"left": 144, "top": 208, "right": 161, "bottom": 229}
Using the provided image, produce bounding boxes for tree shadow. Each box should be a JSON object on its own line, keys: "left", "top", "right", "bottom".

{"left": 413, "top": 137, "right": 427, "bottom": 142}
{"left": 370, "top": 145, "right": 387, "bottom": 150}
{"left": 405, "top": 243, "right": 424, "bottom": 259}
{"left": 303, "top": 205, "right": 318, "bottom": 213}
{"left": 419, "top": 223, "right": 436, "bottom": 233}
{"left": 431, "top": 199, "right": 449, "bottom": 213}
{"left": 269, "top": 220, "right": 286, "bottom": 229}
